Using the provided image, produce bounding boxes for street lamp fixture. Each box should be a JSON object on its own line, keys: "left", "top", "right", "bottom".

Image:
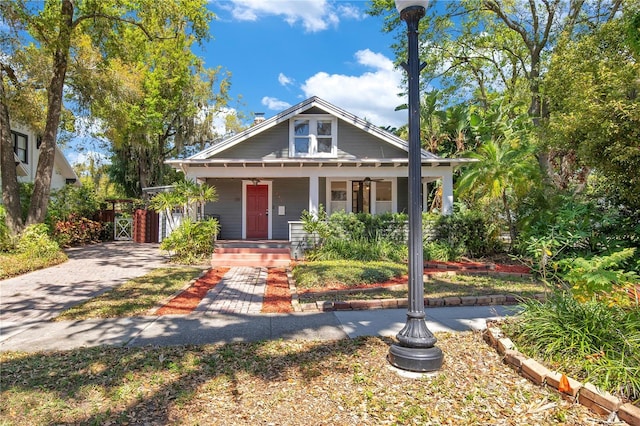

{"left": 388, "top": 0, "right": 443, "bottom": 372}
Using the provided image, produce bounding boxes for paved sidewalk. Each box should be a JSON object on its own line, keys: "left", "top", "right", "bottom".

{"left": 0, "top": 305, "right": 517, "bottom": 353}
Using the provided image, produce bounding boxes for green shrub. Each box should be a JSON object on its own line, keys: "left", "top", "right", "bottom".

{"left": 53, "top": 214, "right": 104, "bottom": 247}
{"left": 432, "top": 205, "right": 501, "bottom": 259}
{"left": 292, "top": 260, "right": 407, "bottom": 289}
{"left": 424, "top": 241, "right": 456, "bottom": 262}
{"left": 301, "top": 207, "right": 409, "bottom": 261}
{"left": 306, "top": 237, "right": 407, "bottom": 263}
{"left": 0, "top": 205, "right": 14, "bottom": 252}
{"left": 17, "top": 224, "right": 61, "bottom": 259}
{"left": 160, "top": 218, "right": 219, "bottom": 264}
{"left": 503, "top": 293, "right": 640, "bottom": 402}
{"left": 47, "top": 184, "right": 100, "bottom": 223}
{"left": 558, "top": 248, "right": 638, "bottom": 306}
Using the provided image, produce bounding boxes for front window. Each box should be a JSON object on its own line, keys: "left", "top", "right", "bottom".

{"left": 375, "top": 181, "right": 392, "bottom": 214}
{"left": 327, "top": 179, "right": 395, "bottom": 215}
{"left": 290, "top": 115, "right": 337, "bottom": 157}
{"left": 330, "top": 181, "right": 347, "bottom": 213}
{"left": 12, "top": 131, "right": 27, "bottom": 164}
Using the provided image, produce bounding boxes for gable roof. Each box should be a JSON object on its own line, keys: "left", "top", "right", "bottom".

{"left": 188, "top": 96, "right": 441, "bottom": 161}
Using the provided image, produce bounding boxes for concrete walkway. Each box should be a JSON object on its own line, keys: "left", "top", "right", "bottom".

{"left": 0, "top": 242, "right": 518, "bottom": 353}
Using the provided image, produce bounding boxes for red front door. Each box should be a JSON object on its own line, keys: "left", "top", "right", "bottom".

{"left": 246, "top": 184, "right": 268, "bottom": 239}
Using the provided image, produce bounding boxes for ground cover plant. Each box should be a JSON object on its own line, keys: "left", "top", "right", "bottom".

{"left": 0, "top": 333, "right": 606, "bottom": 425}
{"left": 55, "top": 267, "right": 204, "bottom": 320}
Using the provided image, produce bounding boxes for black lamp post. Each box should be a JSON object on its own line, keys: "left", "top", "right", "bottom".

{"left": 388, "top": 0, "right": 443, "bottom": 372}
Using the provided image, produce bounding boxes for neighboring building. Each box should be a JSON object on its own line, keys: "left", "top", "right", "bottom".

{"left": 1, "top": 121, "right": 80, "bottom": 191}
{"left": 166, "top": 96, "right": 473, "bottom": 242}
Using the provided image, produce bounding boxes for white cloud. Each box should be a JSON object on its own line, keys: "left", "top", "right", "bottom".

{"left": 219, "top": 0, "right": 363, "bottom": 32}
{"left": 262, "top": 96, "right": 292, "bottom": 110}
{"left": 278, "top": 72, "right": 294, "bottom": 87}
{"left": 300, "top": 49, "right": 406, "bottom": 128}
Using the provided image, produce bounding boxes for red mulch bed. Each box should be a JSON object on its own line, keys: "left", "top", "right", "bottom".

{"left": 262, "top": 268, "right": 293, "bottom": 313}
{"left": 155, "top": 268, "right": 229, "bottom": 315}
{"left": 425, "top": 260, "right": 531, "bottom": 274}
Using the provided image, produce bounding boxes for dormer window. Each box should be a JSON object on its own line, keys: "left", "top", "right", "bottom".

{"left": 289, "top": 115, "right": 337, "bottom": 157}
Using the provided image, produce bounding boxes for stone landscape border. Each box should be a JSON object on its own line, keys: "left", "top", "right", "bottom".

{"left": 483, "top": 324, "right": 640, "bottom": 426}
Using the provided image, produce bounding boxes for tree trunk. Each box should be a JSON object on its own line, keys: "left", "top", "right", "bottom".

{"left": 25, "top": 0, "right": 74, "bottom": 226}
{"left": 0, "top": 78, "right": 23, "bottom": 236}
{"left": 502, "top": 189, "right": 516, "bottom": 248}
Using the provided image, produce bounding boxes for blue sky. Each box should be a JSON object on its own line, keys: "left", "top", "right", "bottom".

{"left": 203, "top": 0, "right": 407, "bottom": 128}
{"left": 68, "top": 0, "right": 409, "bottom": 165}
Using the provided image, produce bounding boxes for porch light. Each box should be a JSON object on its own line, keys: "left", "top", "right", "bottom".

{"left": 388, "top": 0, "right": 443, "bottom": 372}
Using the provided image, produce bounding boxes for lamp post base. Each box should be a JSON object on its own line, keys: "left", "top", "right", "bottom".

{"left": 388, "top": 344, "right": 443, "bottom": 372}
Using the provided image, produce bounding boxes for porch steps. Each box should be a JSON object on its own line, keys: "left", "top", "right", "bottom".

{"left": 212, "top": 241, "right": 291, "bottom": 268}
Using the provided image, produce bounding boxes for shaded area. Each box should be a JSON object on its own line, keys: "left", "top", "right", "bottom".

{"left": 0, "top": 333, "right": 603, "bottom": 425}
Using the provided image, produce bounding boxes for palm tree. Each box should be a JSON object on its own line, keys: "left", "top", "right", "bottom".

{"left": 457, "top": 106, "right": 538, "bottom": 245}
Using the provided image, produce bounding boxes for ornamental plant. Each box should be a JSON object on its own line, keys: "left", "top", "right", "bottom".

{"left": 160, "top": 218, "right": 219, "bottom": 264}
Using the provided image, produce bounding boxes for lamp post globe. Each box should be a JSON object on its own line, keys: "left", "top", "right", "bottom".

{"left": 388, "top": 0, "right": 443, "bottom": 372}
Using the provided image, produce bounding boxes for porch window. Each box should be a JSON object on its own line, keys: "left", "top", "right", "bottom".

{"left": 12, "top": 131, "right": 27, "bottom": 164}
{"left": 290, "top": 115, "right": 336, "bottom": 157}
{"left": 330, "top": 181, "right": 347, "bottom": 213}
{"left": 375, "top": 181, "right": 392, "bottom": 214}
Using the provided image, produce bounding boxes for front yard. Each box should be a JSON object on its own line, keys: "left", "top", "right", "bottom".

{"left": 0, "top": 333, "right": 603, "bottom": 425}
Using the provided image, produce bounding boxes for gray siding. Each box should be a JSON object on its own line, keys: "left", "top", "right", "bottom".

{"left": 204, "top": 178, "right": 243, "bottom": 239}
{"left": 336, "top": 121, "right": 407, "bottom": 160}
{"left": 204, "top": 177, "right": 309, "bottom": 240}
{"left": 272, "top": 178, "right": 308, "bottom": 239}
{"left": 222, "top": 123, "right": 290, "bottom": 159}
{"left": 209, "top": 118, "right": 407, "bottom": 161}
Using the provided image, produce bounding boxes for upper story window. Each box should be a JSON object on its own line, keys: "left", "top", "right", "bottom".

{"left": 289, "top": 115, "right": 337, "bottom": 158}
{"left": 12, "top": 131, "right": 27, "bottom": 164}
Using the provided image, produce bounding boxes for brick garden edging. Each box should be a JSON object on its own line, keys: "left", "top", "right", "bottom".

{"left": 288, "top": 269, "right": 544, "bottom": 312}
{"left": 483, "top": 324, "right": 640, "bottom": 426}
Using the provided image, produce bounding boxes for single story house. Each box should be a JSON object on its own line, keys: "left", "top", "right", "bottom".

{"left": 1, "top": 121, "right": 79, "bottom": 190}
{"left": 166, "top": 96, "right": 472, "bottom": 242}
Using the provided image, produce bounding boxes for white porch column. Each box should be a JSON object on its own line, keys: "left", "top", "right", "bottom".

{"left": 309, "top": 175, "right": 319, "bottom": 216}
{"left": 441, "top": 168, "right": 454, "bottom": 215}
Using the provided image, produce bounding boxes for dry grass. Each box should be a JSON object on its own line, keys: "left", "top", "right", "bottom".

{"left": 0, "top": 333, "right": 608, "bottom": 425}
{"left": 0, "top": 251, "right": 68, "bottom": 280}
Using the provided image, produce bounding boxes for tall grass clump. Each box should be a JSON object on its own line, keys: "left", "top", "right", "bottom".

{"left": 503, "top": 293, "right": 640, "bottom": 402}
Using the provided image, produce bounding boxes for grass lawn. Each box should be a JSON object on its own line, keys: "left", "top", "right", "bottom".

{"left": 296, "top": 261, "right": 544, "bottom": 304}
{"left": 0, "top": 333, "right": 601, "bottom": 425}
{"left": 54, "top": 267, "right": 204, "bottom": 320}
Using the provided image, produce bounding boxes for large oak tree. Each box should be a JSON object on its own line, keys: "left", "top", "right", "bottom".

{"left": 0, "top": 0, "right": 216, "bottom": 235}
